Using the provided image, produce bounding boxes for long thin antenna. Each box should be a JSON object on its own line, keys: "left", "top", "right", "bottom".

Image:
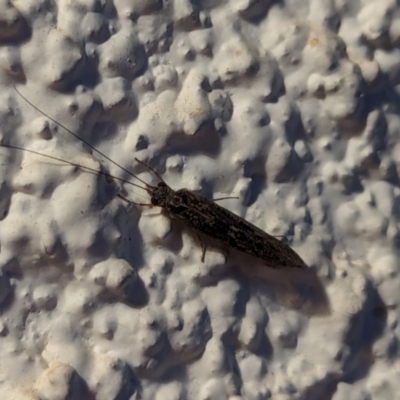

{"left": 135, "top": 157, "right": 166, "bottom": 183}
{"left": 0, "top": 143, "right": 151, "bottom": 194}
{"left": 13, "top": 85, "right": 154, "bottom": 189}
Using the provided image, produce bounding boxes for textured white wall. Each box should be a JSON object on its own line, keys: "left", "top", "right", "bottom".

{"left": 0, "top": 0, "right": 399, "bottom": 399}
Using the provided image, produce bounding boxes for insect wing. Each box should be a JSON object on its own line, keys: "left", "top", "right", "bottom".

{"left": 168, "top": 190, "right": 306, "bottom": 268}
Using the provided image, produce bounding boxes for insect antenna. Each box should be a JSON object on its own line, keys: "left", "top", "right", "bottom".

{"left": 13, "top": 86, "right": 154, "bottom": 190}
{"left": 0, "top": 143, "right": 151, "bottom": 194}
{"left": 134, "top": 157, "right": 166, "bottom": 183}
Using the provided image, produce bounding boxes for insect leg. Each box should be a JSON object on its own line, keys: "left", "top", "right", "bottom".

{"left": 117, "top": 193, "right": 153, "bottom": 207}
{"left": 213, "top": 196, "right": 239, "bottom": 201}
{"left": 196, "top": 233, "right": 207, "bottom": 263}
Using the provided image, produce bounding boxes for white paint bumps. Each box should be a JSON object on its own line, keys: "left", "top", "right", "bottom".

{"left": 0, "top": 0, "right": 399, "bottom": 399}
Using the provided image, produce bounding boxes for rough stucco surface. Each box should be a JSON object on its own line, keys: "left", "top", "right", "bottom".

{"left": 0, "top": 0, "right": 399, "bottom": 399}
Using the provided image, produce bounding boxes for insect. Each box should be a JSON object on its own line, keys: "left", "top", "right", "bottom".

{"left": 2, "top": 88, "right": 307, "bottom": 269}
{"left": 137, "top": 177, "right": 307, "bottom": 268}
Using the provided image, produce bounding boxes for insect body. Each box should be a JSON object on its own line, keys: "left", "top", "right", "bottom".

{"left": 146, "top": 180, "right": 306, "bottom": 268}
{"left": 6, "top": 87, "right": 307, "bottom": 269}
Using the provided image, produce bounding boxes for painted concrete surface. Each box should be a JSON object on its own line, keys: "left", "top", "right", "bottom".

{"left": 0, "top": 0, "right": 399, "bottom": 399}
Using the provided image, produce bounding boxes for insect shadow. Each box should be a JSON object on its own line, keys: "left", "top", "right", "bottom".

{"left": 234, "top": 257, "right": 331, "bottom": 316}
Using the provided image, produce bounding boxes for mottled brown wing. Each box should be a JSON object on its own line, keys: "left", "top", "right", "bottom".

{"left": 165, "top": 189, "right": 306, "bottom": 268}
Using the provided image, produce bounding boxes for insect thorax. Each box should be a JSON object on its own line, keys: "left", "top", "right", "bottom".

{"left": 151, "top": 182, "right": 174, "bottom": 207}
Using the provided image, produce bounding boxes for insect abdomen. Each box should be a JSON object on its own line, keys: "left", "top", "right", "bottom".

{"left": 167, "top": 189, "right": 306, "bottom": 268}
